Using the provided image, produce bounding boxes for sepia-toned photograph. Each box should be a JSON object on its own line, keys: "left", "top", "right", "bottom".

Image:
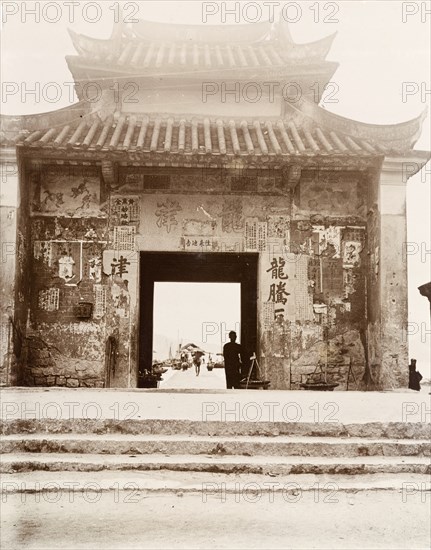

{"left": 0, "top": 1, "right": 430, "bottom": 548}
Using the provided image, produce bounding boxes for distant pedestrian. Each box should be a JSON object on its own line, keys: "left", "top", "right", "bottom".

{"left": 223, "top": 331, "right": 244, "bottom": 389}
{"left": 193, "top": 351, "right": 203, "bottom": 376}
{"left": 408, "top": 359, "right": 423, "bottom": 391}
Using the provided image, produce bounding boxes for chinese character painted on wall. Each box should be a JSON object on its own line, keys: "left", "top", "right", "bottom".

{"left": 275, "top": 308, "right": 285, "bottom": 321}
{"left": 155, "top": 199, "right": 182, "bottom": 233}
{"left": 111, "top": 256, "right": 130, "bottom": 278}
{"left": 266, "top": 257, "right": 288, "bottom": 280}
{"left": 267, "top": 282, "right": 290, "bottom": 305}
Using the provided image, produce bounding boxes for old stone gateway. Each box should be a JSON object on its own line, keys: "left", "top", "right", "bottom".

{"left": 1, "top": 18, "right": 429, "bottom": 391}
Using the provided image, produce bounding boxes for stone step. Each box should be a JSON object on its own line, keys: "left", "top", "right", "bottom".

{"left": 2, "top": 470, "right": 430, "bottom": 496}
{"left": 1, "top": 419, "right": 430, "bottom": 439}
{"left": 2, "top": 453, "right": 430, "bottom": 475}
{"left": 1, "top": 433, "right": 430, "bottom": 457}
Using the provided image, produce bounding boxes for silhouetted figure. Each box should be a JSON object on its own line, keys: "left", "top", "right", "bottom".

{"left": 408, "top": 359, "right": 422, "bottom": 391}
{"left": 193, "top": 351, "right": 204, "bottom": 377}
{"left": 418, "top": 282, "right": 431, "bottom": 316}
{"left": 223, "top": 331, "right": 244, "bottom": 389}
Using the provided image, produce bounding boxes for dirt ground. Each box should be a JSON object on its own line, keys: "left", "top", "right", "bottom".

{"left": 159, "top": 365, "right": 227, "bottom": 390}
{"left": 1, "top": 489, "right": 430, "bottom": 549}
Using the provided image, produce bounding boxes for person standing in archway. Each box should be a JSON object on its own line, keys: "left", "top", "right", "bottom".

{"left": 408, "top": 359, "right": 423, "bottom": 391}
{"left": 223, "top": 331, "right": 244, "bottom": 389}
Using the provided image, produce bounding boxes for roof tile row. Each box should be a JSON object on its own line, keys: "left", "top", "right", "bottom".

{"left": 5, "top": 114, "right": 384, "bottom": 157}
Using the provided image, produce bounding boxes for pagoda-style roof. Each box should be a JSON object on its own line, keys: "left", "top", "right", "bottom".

{"left": 123, "top": 19, "right": 273, "bottom": 44}
{"left": 66, "top": 18, "right": 338, "bottom": 90}
{"left": 1, "top": 99, "right": 427, "bottom": 164}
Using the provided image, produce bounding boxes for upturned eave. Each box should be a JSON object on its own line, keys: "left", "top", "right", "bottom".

{"left": 1, "top": 100, "right": 428, "bottom": 164}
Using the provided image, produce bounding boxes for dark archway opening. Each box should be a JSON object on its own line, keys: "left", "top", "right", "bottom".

{"left": 139, "top": 252, "right": 258, "bottom": 383}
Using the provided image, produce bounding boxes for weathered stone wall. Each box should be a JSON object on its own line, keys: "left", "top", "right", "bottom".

{"left": 0, "top": 204, "right": 16, "bottom": 385}
{"left": 0, "top": 150, "right": 23, "bottom": 386}
{"left": 259, "top": 169, "right": 368, "bottom": 389}
{"left": 23, "top": 162, "right": 369, "bottom": 389}
{"left": 376, "top": 160, "right": 410, "bottom": 389}
{"left": 365, "top": 170, "right": 382, "bottom": 389}
{"left": 26, "top": 164, "right": 109, "bottom": 387}
{"left": 22, "top": 330, "right": 105, "bottom": 387}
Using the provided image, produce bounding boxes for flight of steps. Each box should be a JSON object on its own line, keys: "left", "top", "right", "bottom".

{"left": 1, "top": 417, "right": 430, "bottom": 497}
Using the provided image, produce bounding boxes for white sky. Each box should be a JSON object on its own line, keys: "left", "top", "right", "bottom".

{"left": 1, "top": 1, "right": 430, "bottom": 373}
{"left": 154, "top": 282, "right": 241, "bottom": 358}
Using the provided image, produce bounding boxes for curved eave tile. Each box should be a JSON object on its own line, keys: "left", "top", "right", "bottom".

{"left": 7, "top": 114, "right": 387, "bottom": 159}
{"left": 293, "top": 97, "right": 428, "bottom": 151}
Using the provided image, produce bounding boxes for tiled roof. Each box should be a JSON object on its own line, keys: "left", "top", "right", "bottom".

{"left": 2, "top": 95, "right": 426, "bottom": 160}
{"left": 68, "top": 31, "right": 336, "bottom": 71}
{"left": 67, "top": 18, "right": 336, "bottom": 75}
{"left": 0, "top": 110, "right": 421, "bottom": 159}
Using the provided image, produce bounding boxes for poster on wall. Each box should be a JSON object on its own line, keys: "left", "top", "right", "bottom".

{"left": 32, "top": 167, "right": 103, "bottom": 217}
{"left": 245, "top": 218, "right": 268, "bottom": 252}
{"left": 267, "top": 216, "right": 290, "bottom": 240}
{"left": 38, "top": 288, "right": 60, "bottom": 311}
{"left": 110, "top": 196, "right": 140, "bottom": 226}
{"left": 51, "top": 242, "right": 83, "bottom": 286}
{"left": 343, "top": 241, "right": 363, "bottom": 268}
